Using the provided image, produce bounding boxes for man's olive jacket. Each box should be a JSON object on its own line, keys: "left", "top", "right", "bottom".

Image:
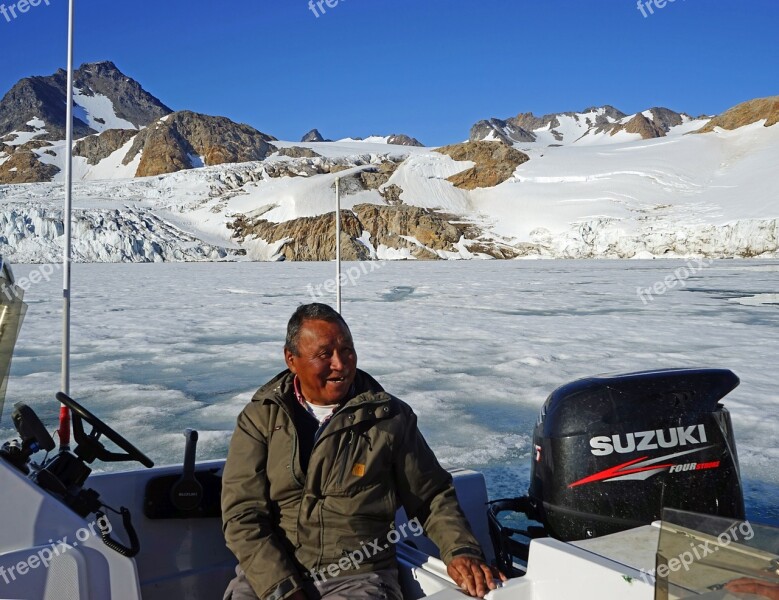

{"left": 221, "top": 369, "right": 484, "bottom": 600}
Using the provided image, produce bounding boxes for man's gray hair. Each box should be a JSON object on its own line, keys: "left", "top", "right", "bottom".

{"left": 285, "top": 303, "right": 350, "bottom": 355}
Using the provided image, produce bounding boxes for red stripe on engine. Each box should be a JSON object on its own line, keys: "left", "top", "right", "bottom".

{"left": 568, "top": 456, "right": 674, "bottom": 488}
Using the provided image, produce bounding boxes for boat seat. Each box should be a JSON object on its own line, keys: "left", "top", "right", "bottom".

{"left": 395, "top": 468, "right": 494, "bottom": 564}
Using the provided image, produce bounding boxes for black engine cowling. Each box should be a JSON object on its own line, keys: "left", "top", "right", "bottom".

{"left": 528, "top": 368, "right": 745, "bottom": 541}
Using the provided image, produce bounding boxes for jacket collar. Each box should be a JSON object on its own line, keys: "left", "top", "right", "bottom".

{"left": 253, "top": 369, "right": 390, "bottom": 410}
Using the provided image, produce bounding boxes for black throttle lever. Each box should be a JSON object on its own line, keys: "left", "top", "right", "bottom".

{"left": 170, "top": 429, "right": 203, "bottom": 511}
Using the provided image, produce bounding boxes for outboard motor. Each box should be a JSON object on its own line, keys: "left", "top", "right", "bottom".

{"left": 489, "top": 368, "right": 745, "bottom": 573}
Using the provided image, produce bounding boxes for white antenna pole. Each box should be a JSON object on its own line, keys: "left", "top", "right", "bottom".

{"left": 59, "top": 0, "right": 75, "bottom": 449}
{"left": 335, "top": 177, "right": 341, "bottom": 314}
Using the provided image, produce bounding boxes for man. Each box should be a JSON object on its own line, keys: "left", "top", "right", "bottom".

{"left": 222, "top": 303, "right": 504, "bottom": 600}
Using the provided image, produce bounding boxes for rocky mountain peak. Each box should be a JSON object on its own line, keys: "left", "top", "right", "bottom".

{"left": 695, "top": 96, "right": 779, "bottom": 133}
{"left": 582, "top": 105, "right": 627, "bottom": 121}
{"left": 124, "top": 110, "right": 277, "bottom": 177}
{"left": 386, "top": 134, "right": 424, "bottom": 147}
{"left": 0, "top": 61, "right": 171, "bottom": 143}
{"left": 301, "top": 128, "right": 328, "bottom": 142}
{"left": 72, "top": 61, "right": 172, "bottom": 129}
{"left": 622, "top": 112, "right": 666, "bottom": 139}
{"left": 644, "top": 107, "right": 684, "bottom": 129}
{"left": 469, "top": 118, "right": 536, "bottom": 145}
{"left": 471, "top": 105, "right": 693, "bottom": 145}
{"left": 607, "top": 107, "right": 686, "bottom": 139}
{"left": 77, "top": 60, "right": 121, "bottom": 76}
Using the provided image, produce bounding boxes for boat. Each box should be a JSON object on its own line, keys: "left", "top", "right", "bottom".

{"left": 1, "top": 2, "right": 777, "bottom": 598}
{"left": 2, "top": 251, "right": 778, "bottom": 599}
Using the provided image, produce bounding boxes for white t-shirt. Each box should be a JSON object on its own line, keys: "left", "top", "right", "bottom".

{"left": 305, "top": 401, "right": 336, "bottom": 424}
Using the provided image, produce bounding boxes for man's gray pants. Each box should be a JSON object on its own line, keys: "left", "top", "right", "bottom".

{"left": 223, "top": 566, "right": 404, "bottom": 600}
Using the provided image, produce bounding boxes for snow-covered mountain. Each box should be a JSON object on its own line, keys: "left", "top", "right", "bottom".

{"left": 0, "top": 61, "right": 777, "bottom": 262}
{"left": 0, "top": 63, "right": 427, "bottom": 185}
{"left": 470, "top": 105, "right": 708, "bottom": 146}
{"left": 0, "top": 61, "right": 171, "bottom": 143}
{"left": 0, "top": 63, "right": 282, "bottom": 184}
{"left": 2, "top": 103, "right": 778, "bottom": 263}
{"left": 335, "top": 134, "right": 424, "bottom": 147}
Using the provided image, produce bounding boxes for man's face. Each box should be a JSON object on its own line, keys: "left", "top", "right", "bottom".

{"left": 284, "top": 318, "right": 357, "bottom": 406}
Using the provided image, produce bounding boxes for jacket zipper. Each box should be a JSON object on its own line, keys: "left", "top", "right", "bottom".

{"left": 274, "top": 397, "right": 387, "bottom": 488}
{"left": 337, "top": 429, "right": 355, "bottom": 484}
{"left": 273, "top": 399, "right": 305, "bottom": 489}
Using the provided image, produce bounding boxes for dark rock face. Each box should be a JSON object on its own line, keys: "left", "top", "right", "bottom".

{"left": 386, "top": 134, "right": 424, "bottom": 147}
{"left": 352, "top": 204, "right": 464, "bottom": 253}
{"left": 470, "top": 118, "right": 535, "bottom": 144}
{"left": 512, "top": 106, "right": 629, "bottom": 137}
{"left": 230, "top": 203, "right": 470, "bottom": 261}
{"left": 380, "top": 184, "right": 404, "bottom": 205}
{"left": 512, "top": 112, "right": 558, "bottom": 132}
{"left": 73, "top": 61, "right": 172, "bottom": 129}
{"left": 622, "top": 113, "right": 666, "bottom": 139}
{"left": 301, "top": 128, "right": 327, "bottom": 142}
{"left": 73, "top": 129, "right": 139, "bottom": 165}
{"left": 606, "top": 107, "right": 685, "bottom": 139}
{"left": 0, "top": 72, "right": 91, "bottom": 141}
{"left": 695, "top": 96, "right": 779, "bottom": 132}
{"left": 0, "top": 61, "right": 171, "bottom": 142}
{"left": 123, "top": 111, "right": 277, "bottom": 177}
{"left": 435, "top": 140, "right": 530, "bottom": 189}
{"left": 471, "top": 106, "right": 632, "bottom": 144}
{"left": 471, "top": 105, "right": 694, "bottom": 143}
{"left": 357, "top": 161, "right": 399, "bottom": 190}
{"left": 263, "top": 161, "right": 325, "bottom": 178}
{"left": 584, "top": 105, "right": 627, "bottom": 124}
{"left": 645, "top": 107, "right": 684, "bottom": 132}
{"left": 276, "top": 146, "right": 322, "bottom": 158}
{"left": 130, "top": 122, "right": 192, "bottom": 176}
{"left": 255, "top": 156, "right": 396, "bottom": 180}
{"left": 231, "top": 211, "right": 371, "bottom": 261}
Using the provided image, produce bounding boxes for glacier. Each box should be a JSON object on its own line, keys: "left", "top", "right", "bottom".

{"left": 1, "top": 121, "right": 777, "bottom": 263}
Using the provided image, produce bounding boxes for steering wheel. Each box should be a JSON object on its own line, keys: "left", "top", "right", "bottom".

{"left": 56, "top": 392, "right": 154, "bottom": 468}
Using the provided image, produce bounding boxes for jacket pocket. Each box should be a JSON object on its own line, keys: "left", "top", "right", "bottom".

{"left": 326, "top": 510, "right": 395, "bottom": 567}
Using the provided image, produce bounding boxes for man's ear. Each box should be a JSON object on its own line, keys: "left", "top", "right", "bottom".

{"left": 284, "top": 348, "right": 297, "bottom": 374}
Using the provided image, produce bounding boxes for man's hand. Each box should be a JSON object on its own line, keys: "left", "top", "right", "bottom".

{"left": 724, "top": 577, "right": 779, "bottom": 600}
{"left": 447, "top": 556, "right": 507, "bottom": 598}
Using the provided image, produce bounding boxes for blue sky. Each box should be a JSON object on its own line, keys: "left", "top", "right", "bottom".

{"left": 1, "top": 0, "right": 777, "bottom": 145}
